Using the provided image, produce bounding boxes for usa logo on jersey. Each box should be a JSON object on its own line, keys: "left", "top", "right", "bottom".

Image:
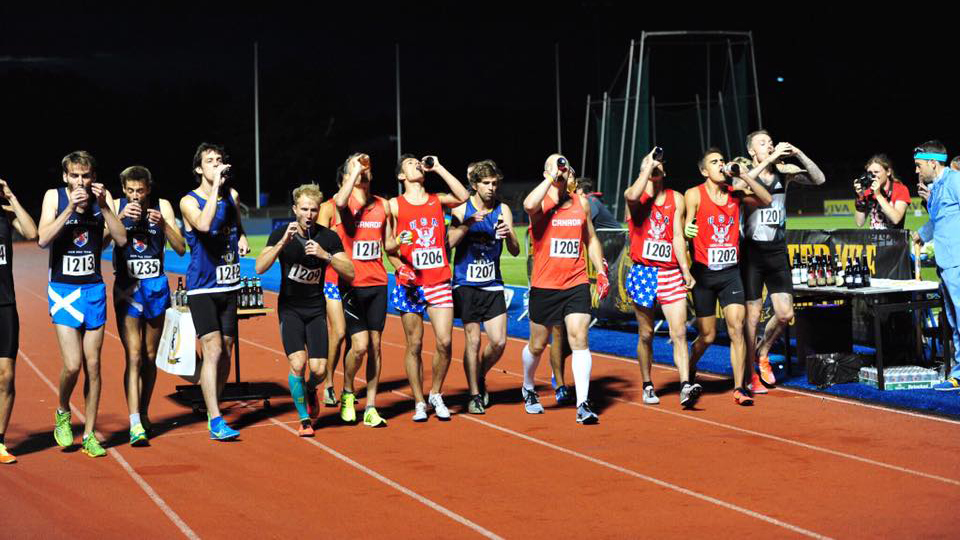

{"left": 132, "top": 235, "right": 148, "bottom": 253}
{"left": 73, "top": 228, "right": 89, "bottom": 248}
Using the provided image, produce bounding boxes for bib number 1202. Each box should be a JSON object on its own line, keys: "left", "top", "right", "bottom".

{"left": 707, "top": 247, "right": 737, "bottom": 265}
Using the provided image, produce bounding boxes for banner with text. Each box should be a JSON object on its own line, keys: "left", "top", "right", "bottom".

{"left": 823, "top": 198, "right": 927, "bottom": 216}
{"left": 785, "top": 228, "right": 912, "bottom": 279}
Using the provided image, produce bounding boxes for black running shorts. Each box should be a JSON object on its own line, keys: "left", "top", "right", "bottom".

{"left": 529, "top": 284, "right": 591, "bottom": 327}
{"left": 188, "top": 291, "right": 238, "bottom": 339}
{"left": 278, "top": 303, "right": 329, "bottom": 358}
{"left": 454, "top": 286, "right": 507, "bottom": 324}
{"left": 0, "top": 304, "right": 18, "bottom": 358}
{"left": 691, "top": 263, "right": 745, "bottom": 317}
{"left": 741, "top": 239, "right": 793, "bottom": 301}
{"left": 341, "top": 285, "right": 388, "bottom": 336}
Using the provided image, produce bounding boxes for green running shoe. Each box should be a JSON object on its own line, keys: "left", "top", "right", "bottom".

{"left": 129, "top": 423, "right": 149, "bottom": 447}
{"left": 363, "top": 407, "right": 387, "bottom": 428}
{"left": 81, "top": 435, "right": 106, "bottom": 457}
{"left": 53, "top": 409, "right": 73, "bottom": 447}
{"left": 340, "top": 392, "right": 357, "bottom": 423}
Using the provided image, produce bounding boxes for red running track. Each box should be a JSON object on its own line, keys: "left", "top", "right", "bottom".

{"left": 2, "top": 244, "right": 959, "bottom": 538}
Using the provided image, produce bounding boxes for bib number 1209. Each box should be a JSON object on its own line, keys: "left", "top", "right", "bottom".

{"left": 412, "top": 248, "right": 444, "bottom": 270}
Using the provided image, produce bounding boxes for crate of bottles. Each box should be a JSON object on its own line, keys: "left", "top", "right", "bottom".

{"left": 858, "top": 366, "right": 940, "bottom": 390}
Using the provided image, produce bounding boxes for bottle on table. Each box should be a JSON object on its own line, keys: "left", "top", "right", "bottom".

{"left": 861, "top": 255, "right": 871, "bottom": 288}
{"left": 791, "top": 252, "right": 801, "bottom": 286}
{"left": 800, "top": 253, "right": 809, "bottom": 285}
{"left": 852, "top": 259, "right": 863, "bottom": 289}
{"left": 815, "top": 256, "right": 825, "bottom": 287}
{"left": 824, "top": 255, "right": 834, "bottom": 286}
{"left": 175, "top": 277, "right": 185, "bottom": 308}
{"left": 255, "top": 277, "right": 264, "bottom": 309}
{"left": 844, "top": 257, "right": 855, "bottom": 288}
{"left": 239, "top": 278, "right": 249, "bottom": 309}
{"left": 834, "top": 254, "right": 844, "bottom": 287}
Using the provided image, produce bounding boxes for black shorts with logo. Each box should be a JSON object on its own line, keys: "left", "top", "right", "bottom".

{"left": 691, "top": 263, "right": 745, "bottom": 317}
{"left": 454, "top": 286, "right": 507, "bottom": 324}
{"left": 341, "top": 285, "right": 388, "bottom": 336}
{"left": 741, "top": 239, "right": 793, "bottom": 301}
{"left": 278, "top": 302, "right": 328, "bottom": 358}
{"left": 529, "top": 284, "right": 591, "bottom": 327}
{"left": 188, "top": 291, "right": 238, "bottom": 339}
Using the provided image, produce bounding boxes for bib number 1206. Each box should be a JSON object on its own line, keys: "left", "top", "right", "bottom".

{"left": 412, "top": 248, "right": 444, "bottom": 270}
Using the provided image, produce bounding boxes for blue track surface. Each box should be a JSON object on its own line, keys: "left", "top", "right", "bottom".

{"left": 109, "top": 249, "right": 960, "bottom": 418}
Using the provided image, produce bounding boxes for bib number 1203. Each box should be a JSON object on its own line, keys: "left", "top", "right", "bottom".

{"left": 642, "top": 240, "right": 672, "bottom": 263}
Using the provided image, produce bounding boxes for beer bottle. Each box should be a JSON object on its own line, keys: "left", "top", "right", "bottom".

{"left": 861, "top": 255, "right": 871, "bottom": 288}
{"left": 240, "top": 278, "right": 250, "bottom": 309}
{"left": 853, "top": 259, "right": 863, "bottom": 288}
{"left": 824, "top": 255, "right": 834, "bottom": 286}
{"left": 175, "top": 277, "right": 184, "bottom": 308}
{"left": 807, "top": 255, "right": 817, "bottom": 287}
{"left": 255, "top": 277, "right": 264, "bottom": 309}
{"left": 791, "top": 252, "right": 800, "bottom": 286}
{"left": 833, "top": 254, "right": 844, "bottom": 286}
{"left": 844, "top": 257, "right": 855, "bottom": 288}
{"left": 800, "top": 253, "right": 809, "bottom": 285}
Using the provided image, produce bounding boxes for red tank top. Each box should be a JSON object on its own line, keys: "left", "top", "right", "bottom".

{"left": 530, "top": 192, "right": 589, "bottom": 289}
{"left": 395, "top": 193, "right": 451, "bottom": 286}
{"left": 334, "top": 194, "right": 388, "bottom": 287}
{"left": 321, "top": 200, "right": 339, "bottom": 284}
{"left": 692, "top": 183, "right": 740, "bottom": 269}
{"left": 628, "top": 189, "right": 679, "bottom": 268}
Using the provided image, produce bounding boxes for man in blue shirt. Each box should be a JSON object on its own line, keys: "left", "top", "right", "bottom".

{"left": 913, "top": 141, "right": 960, "bottom": 390}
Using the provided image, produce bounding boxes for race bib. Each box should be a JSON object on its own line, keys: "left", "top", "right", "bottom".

{"left": 353, "top": 240, "right": 381, "bottom": 261}
{"left": 127, "top": 258, "right": 161, "bottom": 279}
{"left": 0, "top": 244, "right": 6, "bottom": 266}
{"left": 412, "top": 247, "right": 444, "bottom": 270}
{"left": 549, "top": 238, "right": 580, "bottom": 258}
{"left": 707, "top": 246, "right": 738, "bottom": 266}
{"left": 287, "top": 263, "right": 322, "bottom": 285}
{"left": 216, "top": 263, "right": 241, "bottom": 285}
{"left": 466, "top": 260, "right": 495, "bottom": 282}
{"left": 62, "top": 254, "right": 95, "bottom": 276}
{"left": 642, "top": 240, "right": 672, "bottom": 263}
{"left": 758, "top": 208, "right": 783, "bottom": 226}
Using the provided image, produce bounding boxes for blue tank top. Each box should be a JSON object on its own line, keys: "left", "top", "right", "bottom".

{"left": 185, "top": 190, "right": 241, "bottom": 295}
{"left": 452, "top": 199, "right": 504, "bottom": 290}
{"left": 49, "top": 188, "right": 105, "bottom": 285}
{"left": 113, "top": 198, "right": 166, "bottom": 288}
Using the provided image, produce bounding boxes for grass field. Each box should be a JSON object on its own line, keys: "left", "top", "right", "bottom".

{"left": 246, "top": 213, "right": 937, "bottom": 285}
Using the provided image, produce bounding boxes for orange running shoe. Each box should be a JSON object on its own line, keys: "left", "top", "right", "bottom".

{"left": 750, "top": 372, "right": 768, "bottom": 394}
{"left": 733, "top": 388, "right": 754, "bottom": 406}
{"left": 758, "top": 355, "right": 777, "bottom": 385}
{"left": 298, "top": 420, "right": 315, "bottom": 437}
{"left": 0, "top": 443, "right": 16, "bottom": 464}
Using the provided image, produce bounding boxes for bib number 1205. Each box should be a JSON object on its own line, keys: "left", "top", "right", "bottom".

{"left": 550, "top": 238, "right": 580, "bottom": 258}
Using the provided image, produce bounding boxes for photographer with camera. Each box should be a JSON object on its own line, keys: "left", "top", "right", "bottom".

{"left": 854, "top": 154, "right": 910, "bottom": 230}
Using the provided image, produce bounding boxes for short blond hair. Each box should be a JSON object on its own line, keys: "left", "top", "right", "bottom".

{"left": 292, "top": 183, "right": 323, "bottom": 205}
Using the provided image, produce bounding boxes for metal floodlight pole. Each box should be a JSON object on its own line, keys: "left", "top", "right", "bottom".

{"left": 555, "top": 43, "right": 562, "bottom": 153}
{"left": 612, "top": 39, "right": 635, "bottom": 221}
{"left": 254, "top": 42, "right": 261, "bottom": 208}
{"left": 726, "top": 39, "right": 745, "bottom": 149}
{"left": 395, "top": 43, "right": 402, "bottom": 195}
{"left": 581, "top": 93, "right": 591, "bottom": 176}
{"left": 718, "top": 91, "right": 731, "bottom": 158}
{"left": 695, "top": 94, "right": 705, "bottom": 153}
{"left": 597, "top": 91, "right": 609, "bottom": 193}
{"left": 626, "top": 32, "right": 646, "bottom": 183}
{"left": 748, "top": 31, "right": 763, "bottom": 128}
{"left": 651, "top": 95, "right": 657, "bottom": 144}
{"left": 705, "top": 46, "right": 711, "bottom": 148}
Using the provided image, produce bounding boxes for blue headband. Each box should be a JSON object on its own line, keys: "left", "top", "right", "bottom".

{"left": 914, "top": 152, "right": 948, "bottom": 161}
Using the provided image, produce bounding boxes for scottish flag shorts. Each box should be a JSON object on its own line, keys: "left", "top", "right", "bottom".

{"left": 115, "top": 276, "right": 171, "bottom": 320}
{"left": 48, "top": 281, "right": 107, "bottom": 329}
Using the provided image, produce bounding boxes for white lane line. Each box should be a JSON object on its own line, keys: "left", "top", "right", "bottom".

{"left": 241, "top": 336, "right": 830, "bottom": 536}
{"left": 17, "top": 349, "right": 200, "bottom": 540}
{"left": 375, "top": 337, "right": 960, "bottom": 487}
{"left": 268, "top": 419, "right": 503, "bottom": 540}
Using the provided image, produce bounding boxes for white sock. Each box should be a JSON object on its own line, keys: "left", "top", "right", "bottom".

{"left": 521, "top": 345, "right": 541, "bottom": 391}
{"left": 130, "top": 413, "right": 141, "bottom": 427}
{"left": 571, "top": 349, "right": 593, "bottom": 406}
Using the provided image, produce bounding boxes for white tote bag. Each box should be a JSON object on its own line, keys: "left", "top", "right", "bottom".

{"left": 156, "top": 307, "right": 197, "bottom": 379}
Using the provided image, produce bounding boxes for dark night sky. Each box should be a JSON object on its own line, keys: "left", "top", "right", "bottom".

{"left": 2, "top": 5, "right": 957, "bottom": 215}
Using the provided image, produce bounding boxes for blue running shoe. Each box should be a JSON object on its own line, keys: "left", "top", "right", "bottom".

{"left": 554, "top": 385, "right": 573, "bottom": 405}
{"left": 209, "top": 417, "right": 240, "bottom": 441}
{"left": 933, "top": 377, "right": 960, "bottom": 391}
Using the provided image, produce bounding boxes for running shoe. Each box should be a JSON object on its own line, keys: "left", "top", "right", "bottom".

{"left": 554, "top": 385, "right": 573, "bottom": 406}
{"left": 467, "top": 394, "right": 485, "bottom": 415}
{"left": 428, "top": 393, "right": 451, "bottom": 421}
{"left": 478, "top": 376, "right": 490, "bottom": 407}
{"left": 412, "top": 401, "right": 428, "bottom": 422}
{"left": 208, "top": 417, "right": 240, "bottom": 441}
{"left": 750, "top": 372, "right": 769, "bottom": 394}
{"left": 758, "top": 355, "right": 777, "bottom": 385}
{"left": 306, "top": 386, "right": 320, "bottom": 419}
{"left": 323, "top": 386, "right": 338, "bottom": 407}
{"left": 680, "top": 382, "right": 702, "bottom": 409}
{"left": 576, "top": 401, "right": 599, "bottom": 424}
{"left": 733, "top": 387, "right": 754, "bottom": 406}
{"left": 53, "top": 409, "right": 73, "bottom": 447}
{"left": 934, "top": 377, "right": 960, "bottom": 391}
{"left": 363, "top": 407, "right": 387, "bottom": 427}
{"left": 521, "top": 387, "right": 544, "bottom": 414}
{"left": 340, "top": 392, "right": 357, "bottom": 423}
{"left": 81, "top": 434, "right": 106, "bottom": 457}
{"left": 642, "top": 385, "right": 660, "bottom": 405}
{"left": 129, "top": 423, "right": 149, "bottom": 447}
{"left": 0, "top": 443, "right": 16, "bottom": 464}
{"left": 298, "top": 420, "right": 315, "bottom": 437}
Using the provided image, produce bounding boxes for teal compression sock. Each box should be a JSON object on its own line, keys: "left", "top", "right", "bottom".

{"left": 288, "top": 373, "right": 309, "bottom": 420}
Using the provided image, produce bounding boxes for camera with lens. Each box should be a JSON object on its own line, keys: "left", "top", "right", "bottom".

{"left": 854, "top": 171, "right": 875, "bottom": 194}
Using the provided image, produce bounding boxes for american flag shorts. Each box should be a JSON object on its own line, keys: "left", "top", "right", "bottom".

{"left": 390, "top": 281, "right": 454, "bottom": 314}
{"left": 625, "top": 264, "right": 686, "bottom": 308}
{"left": 324, "top": 281, "right": 342, "bottom": 301}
